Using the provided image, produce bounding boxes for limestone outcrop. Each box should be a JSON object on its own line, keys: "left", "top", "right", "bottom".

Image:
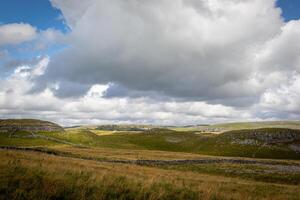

{"left": 0, "top": 119, "right": 64, "bottom": 133}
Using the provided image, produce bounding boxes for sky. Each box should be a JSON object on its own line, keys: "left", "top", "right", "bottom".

{"left": 0, "top": 0, "right": 300, "bottom": 126}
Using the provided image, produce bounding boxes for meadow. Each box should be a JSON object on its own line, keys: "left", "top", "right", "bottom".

{"left": 1, "top": 120, "right": 300, "bottom": 199}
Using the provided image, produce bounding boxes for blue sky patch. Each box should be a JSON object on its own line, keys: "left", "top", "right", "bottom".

{"left": 277, "top": 0, "right": 300, "bottom": 21}
{"left": 0, "top": 0, "right": 67, "bottom": 32}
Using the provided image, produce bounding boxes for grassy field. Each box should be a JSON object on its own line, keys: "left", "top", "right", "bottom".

{"left": 1, "top": 127, "right": 300, "bottom": 159}
{"left": 170, "top": 121, "right": 300, "bottom": 132}
{"left": 18, "top": 127, "right": 298, "bottom": 160}
{"left": 1, "top": 149, "right": 300, "bottom": 200}
{"left": 1, "top": 120, "right": 300, "bottom": 199}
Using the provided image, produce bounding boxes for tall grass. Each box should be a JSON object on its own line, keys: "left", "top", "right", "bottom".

{"left": 0, "top": 158, "right": 198, "bottom": 200}
{"left": 1, "top": 150, "right": 300, "bottom": 200}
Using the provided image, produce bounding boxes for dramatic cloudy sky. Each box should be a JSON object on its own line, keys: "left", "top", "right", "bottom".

{"left": 0, "top": 0, "right": 300, "bottom": 126}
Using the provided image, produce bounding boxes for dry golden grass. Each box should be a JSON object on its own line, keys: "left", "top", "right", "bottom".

{"left": 1, "top": 150, "right": 300, "bottom": 200}
{"left": 52, "top": 146, "right": 300, "bottom": 165}
{"left": 53, "top": 146, "right": 214, "bottom": 160}
{"left": 89, "top": 130, "right": 119, "bottom": 136}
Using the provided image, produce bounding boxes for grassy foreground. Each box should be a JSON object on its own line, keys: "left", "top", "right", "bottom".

{"left": 1, "top": 150, "right": 300, "bottom": 200}
{"left": 1, "top": 119, "right": 300, "bottom": 199}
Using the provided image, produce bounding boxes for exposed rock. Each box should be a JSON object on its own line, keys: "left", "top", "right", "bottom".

{"left": 0, "top": 119, "right": 64, "bottom": 133}
{"left": 222, "top": 128, "right": 300, "bottom": 144}
{"left": 145, "top": 128, "right": 174, "bottom": 134}
{"left": 289, "top": 144, "right": 300, "bottom": 153}
{"left": 231, "top": 139, "right": 259, "bottom": 146}
{"left": 96, "top": 124, "right": 150, "bottom": 131}
{"left": 165, "top": 137, "right": 183, "bottom": 143}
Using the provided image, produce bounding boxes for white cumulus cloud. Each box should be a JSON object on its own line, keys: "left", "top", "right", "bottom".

{"left": 1, "top": 0, "right": 300, "bottom": 124}
{"left": 0, "top": 23, "right": 37, "bottom": 46}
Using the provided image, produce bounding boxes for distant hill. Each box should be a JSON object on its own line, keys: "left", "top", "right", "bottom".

{"left": 171, "top": 121, "right": 300, "bottom": 132}
{"left": 0, "top": 119, "right": 64, "bottom": 133}
{"left": 212, "top": 121, "right": 300, "bottom": 130}
{"left": 96, "top": 124, "right": 155, "bottom": 131}
{"left": 1, "top": 120, "right": 300, "bottom": 159}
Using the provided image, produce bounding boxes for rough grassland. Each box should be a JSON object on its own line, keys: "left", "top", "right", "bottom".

{"left": 1, "top": 150, "right": 300, "bottom": 200}
{"left": 1, "top": 122, "right": 300, "bottom": 199}
{"left": 1, "top": 128, "right": 300, "bottom": 159}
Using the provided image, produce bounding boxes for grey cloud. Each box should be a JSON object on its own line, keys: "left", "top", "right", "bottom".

{"left": 40, "top": 0, "right": 285, "bottom": 108}
{"left": 3, "top": 56, "right": 43, "bottom": 69}
{"left": 53, "top": 81, "right": 92, "bottom": 98}
{"left": 103, "top": 83, "right": 170, "bottom": 100}
{"left": 1, "top": 63, "right": 254, "bottom": 126}
{"left": 0, "top": 56, "right": 46, "bottom": 78}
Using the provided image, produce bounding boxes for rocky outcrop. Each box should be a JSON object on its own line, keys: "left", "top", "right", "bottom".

{"left": 222, "top": 128, "right": 300, "bottom": 144}
{"left": 0, "top": 119, "right": 64, "bottom": 133}
{"left": 231, "top": 139, "right": 259, "bottom": 145}
{"left": 289, "top": 144, "right": 300, "bottom": 153}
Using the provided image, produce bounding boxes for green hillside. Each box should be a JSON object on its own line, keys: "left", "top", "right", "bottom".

{"left": 171, "top": 121, "right": 300, "bottom": 132}
{"left": 2, "top": 119, "right": 300, "bottom": 199}
{"left": 2, "top": 125, "right": 300, "bottom": 159}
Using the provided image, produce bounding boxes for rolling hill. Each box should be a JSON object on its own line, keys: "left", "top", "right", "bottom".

{"left": 0, "top": 119, "right": 64, "bottom": 133}
{"left": 1, "top": 119, "right": 300, "bottom": 199}
{"left": 1, "top": 119, "right": 300, "bottom": 159}
{"left": 170, "top": 121, "right": 300, "bottom": 132}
